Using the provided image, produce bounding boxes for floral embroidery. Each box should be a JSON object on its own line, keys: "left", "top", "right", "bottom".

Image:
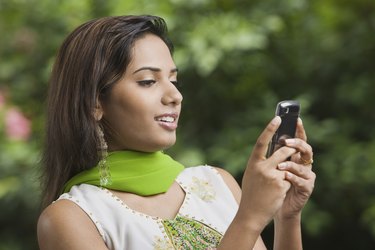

{"left": 161, "top": 216, "right": 222, "bottom": 249}
{"left": 153, "top": 236, "right": 175, "bottom": 250}
{"left": 189, "top": 177, "right": 216, "bottom": 202}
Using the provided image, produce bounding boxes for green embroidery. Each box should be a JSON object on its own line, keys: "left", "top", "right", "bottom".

{"left": 161, "top": 216, "right": 222, "bottom": 249}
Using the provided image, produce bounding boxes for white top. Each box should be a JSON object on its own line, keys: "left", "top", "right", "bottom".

{"left": 58, "top": 165, "right": 239, "bottom": 249}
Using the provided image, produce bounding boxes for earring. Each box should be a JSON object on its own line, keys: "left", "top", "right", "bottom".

{"left": 97, "top": 125, "right": 112, "bottom": 186}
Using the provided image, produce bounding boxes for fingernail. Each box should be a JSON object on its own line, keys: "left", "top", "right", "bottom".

{"left": 278, "top": 162, "right": 287, "bottom": 169}
{"left": 286, "top": 172, "right": 293, "bottom": 178}
{"left": 272, "top": 116, "right": 281, "bottom": 125}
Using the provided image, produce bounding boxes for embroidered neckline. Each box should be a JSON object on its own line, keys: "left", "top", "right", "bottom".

{"left": 102, "top": 179, "right": 191, "bottom": 221}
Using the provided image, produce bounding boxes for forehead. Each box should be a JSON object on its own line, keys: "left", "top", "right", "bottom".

{"left": 127, "top": 34, "right": 175, "bottom": 71}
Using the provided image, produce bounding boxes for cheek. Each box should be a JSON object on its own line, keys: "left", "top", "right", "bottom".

{"left": 111, "top": 99, "right": 152, "bottom": 131}
{"left": 103, "top": 86, "right": 159, "bottom": 132}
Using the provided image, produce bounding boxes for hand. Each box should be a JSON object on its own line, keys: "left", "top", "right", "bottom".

{"left": 238, "top": 116, "right": 299, "bottom": 232}
{"left": 275, "top": 118, "right": 316, "bottom": 220}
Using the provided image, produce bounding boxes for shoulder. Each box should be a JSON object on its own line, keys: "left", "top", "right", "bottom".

{"left": 212, "top": 167, "right": 242, "bottom": 204}
{"left": 177, "top": 165, "right": 241, "bottom": 204}
{"left": 182, "top": 166, "right": 242, "bottom": 203}
{"left": 37, "top": 199, "right": 107, "bottom": 250}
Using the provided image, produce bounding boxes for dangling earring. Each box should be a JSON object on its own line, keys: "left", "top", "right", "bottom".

{"left": 97, "top": 125, "right": 112, "bottom": 186}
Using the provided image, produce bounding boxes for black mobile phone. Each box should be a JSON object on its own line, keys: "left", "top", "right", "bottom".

{"left": 266, "top": 100, "right": 300, "bottom": 157}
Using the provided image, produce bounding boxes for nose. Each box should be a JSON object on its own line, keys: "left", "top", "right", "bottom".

{"left": 161, "top": 81, "right": 183, "bottom": 106}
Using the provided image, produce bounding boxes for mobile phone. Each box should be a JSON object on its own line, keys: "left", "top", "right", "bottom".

{"left": 266, "top": 100, "right": 300, "bottom": 157}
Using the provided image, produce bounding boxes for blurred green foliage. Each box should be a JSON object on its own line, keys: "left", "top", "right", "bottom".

{"left": 1, "top": 0, "right": 374, "bottom": 249}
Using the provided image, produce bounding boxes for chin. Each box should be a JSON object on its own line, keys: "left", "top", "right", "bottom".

{"left": 135, "top": 140, "right": 176, "bottom": 153}
{"left": 155, "top": 138, "right": 177, "bottom": 151}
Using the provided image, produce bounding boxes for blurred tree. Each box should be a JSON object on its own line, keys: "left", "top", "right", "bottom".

{"left": 0, "top": 0, "right": 374, "bottom": 249}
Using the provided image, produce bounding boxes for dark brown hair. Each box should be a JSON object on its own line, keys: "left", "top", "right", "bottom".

{"left": 40, "top": 15, "right": 173, "bottom": 208}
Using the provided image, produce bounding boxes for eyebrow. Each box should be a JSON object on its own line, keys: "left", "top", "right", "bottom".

{"left": 132, "top": 66, "right": 178, "bottom": 74}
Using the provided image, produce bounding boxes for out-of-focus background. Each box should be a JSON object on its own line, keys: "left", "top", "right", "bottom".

{"left": 1, "top": 0, "right": 375, "bottom": 249}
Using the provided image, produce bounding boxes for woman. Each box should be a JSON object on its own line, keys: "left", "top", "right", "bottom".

{"left": 37, "top": 15, "right": 315, "bottom": 249}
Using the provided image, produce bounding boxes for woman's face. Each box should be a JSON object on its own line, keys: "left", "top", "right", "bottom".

{"left": 100, "top": 34, "right": 183, "bottom": 152}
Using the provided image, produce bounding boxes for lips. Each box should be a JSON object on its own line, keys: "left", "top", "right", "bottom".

{"left": 155, "top": 113, "right": 179, "bottom": 130}
{"left": 155, "top": 116, "right": 175, "bottom": 123}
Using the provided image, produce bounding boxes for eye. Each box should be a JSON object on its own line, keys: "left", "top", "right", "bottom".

{"left": 137, "top": 80, "right": 156, "bottom": 87}
{"left": 171, "top": 80, "right": 181, "bottom": 88}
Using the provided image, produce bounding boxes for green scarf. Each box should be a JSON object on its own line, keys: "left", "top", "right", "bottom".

{"left": 63, "top": 150, "right": 185, "bottom": 195}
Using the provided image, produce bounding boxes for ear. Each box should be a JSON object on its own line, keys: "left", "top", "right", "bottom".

{"left": 94, "top": 99, "right": 104, "bottom": 121}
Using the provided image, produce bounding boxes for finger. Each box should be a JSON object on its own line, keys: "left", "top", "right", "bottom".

{"left": 281, "top": 178, "right": 292, "bottom": 193}
{"left": 277, "top": 161, "right": 314, "bottom": 179}
{"left": 293, "top": 119, "right": 314, "bottom": 165}
{"left": 284, "top": 138, "right": 312, "bottom": 155}
{"left": 250, "top": 116, "right": 281, "bottom": 161}
{"left": 299, "top": 154, "right": 314, "bottom": 166}
{"left": 283, "top": 138, "right": 313, "bottom": 164}
{"left": 270, "top": 146, "right": 297, "bottom": 166}
{"left": 295, "top": 118, "right": 307, "bottom": 141}
{"left": 284, "top": 171, "right": 316, "bottom": 192}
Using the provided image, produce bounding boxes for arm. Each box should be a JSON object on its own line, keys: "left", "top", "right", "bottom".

{"left": 217, "top": 117, "right": 315, "bottom": 250}
{"left": 273, "top": 118, "right": 316, "bottom": 250}
{"left": 217, "top": 117, "right": 296, "bottom": 250}
{"left": 37, "top": 200, "right": 108, "bottom": 250}
{"left": 273, "top": 213, "right": 302, "bottom": 250}
{"left": 215, "top": 167, "right": 267, "bottom": 250}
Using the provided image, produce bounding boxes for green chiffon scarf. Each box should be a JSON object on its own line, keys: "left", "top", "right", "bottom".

{"left": 63, "top": 150, "right": 185, "bottom": 195}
